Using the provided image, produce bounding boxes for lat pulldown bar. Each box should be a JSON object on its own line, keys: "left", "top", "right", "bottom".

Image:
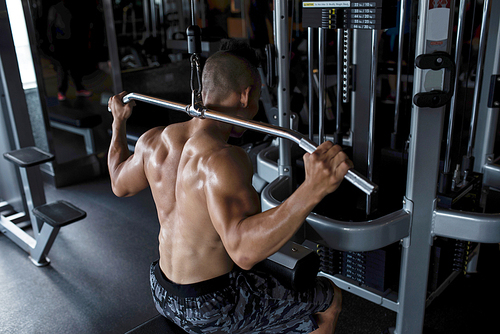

{"left": 115, "top": 92, "right": 378, "bottom": 195}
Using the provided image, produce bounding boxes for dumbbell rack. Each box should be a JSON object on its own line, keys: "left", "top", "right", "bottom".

{"left": 1, "top": 147, "right": 86, "bottom": 266}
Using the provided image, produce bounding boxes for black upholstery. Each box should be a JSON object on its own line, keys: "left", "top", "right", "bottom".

{"left": 32, "top": 200, "right": 87, "bottom": 228}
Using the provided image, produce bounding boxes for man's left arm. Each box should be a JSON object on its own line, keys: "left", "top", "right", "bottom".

{"left": 108, "top": 92, "right": 148, "bottom": 197}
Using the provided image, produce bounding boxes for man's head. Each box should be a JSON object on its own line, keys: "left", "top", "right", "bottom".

{"left": 202, "top": 40, "right": 262, "bottom": 133}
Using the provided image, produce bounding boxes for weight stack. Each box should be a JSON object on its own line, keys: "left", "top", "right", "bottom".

{"left": 314, "top": 242, "right": 400, "bottom": 293}
{"left": 428, "top": 238, "right": 479, "bottom": 294}
{"left": 317, "top": 243, "right": 343, "bottom": 276}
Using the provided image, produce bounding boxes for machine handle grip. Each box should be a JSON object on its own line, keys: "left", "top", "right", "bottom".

{"left": 299, "top": 139, "right": 377, "bottom": 195}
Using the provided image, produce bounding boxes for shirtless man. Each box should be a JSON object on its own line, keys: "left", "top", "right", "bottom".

{"left": 108, "top": 43, "right": 351, "bottom": 333}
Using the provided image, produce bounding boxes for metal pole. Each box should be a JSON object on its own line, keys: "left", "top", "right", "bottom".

{"left": 443, "top": 0, "right": 468, "bottom": 175}
{"left": 275, "top": 0, "right": 292, "bottom": 178}
{"left": 367, "top": 30, "right": 378, "bottom": 183}
{"left": 366, "top": 30, "right": 378, "bottom": 215}
{"left": 159, "top": 0, "right": 165, "bottom": 48}
{"left": 392, "top": 0, "right": 407, "bottom": 147}
{"left": 342, "top": 29, "right": 350, "bottom": 104}
{"left": 150, "top": 0, "right": 156, "bottom": 37}
{"left": 336, "top": 29, "right": 343, "bottom": 144}
{"left": 143, "top": 0, "right": 150, "bottom": 38}
{"left": 308, "top": 27, "right": 315, "bottom": 142}
{"left": 190, "top": 0, "right": 197, "bottom": 26}
{"left": 318, "top": 28, "right": 326, "bottom": 144}
{"left": 396, "top": 1, "right": 455, "bottom": 333}
{"left": 466, "top": 0, "right": 491, "bottom": 159}
{"left": 475, "top": 0, "right": 500, "bottom": 173}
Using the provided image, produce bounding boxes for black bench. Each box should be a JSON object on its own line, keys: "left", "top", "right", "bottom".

{"left": 2, "top": 147, "right": 86, "bottom": 266}
{"left": 48, "top": 105, "right": 102, "bottom": 155}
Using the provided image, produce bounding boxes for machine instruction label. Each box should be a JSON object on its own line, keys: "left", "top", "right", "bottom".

{"left": 303, "top": 1, "right": 350, "bottom": 7}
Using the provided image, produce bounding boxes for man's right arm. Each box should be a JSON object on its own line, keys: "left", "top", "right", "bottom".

{"left": 206, "top": 141, "right": 352, "bottom": 270}
{"left": 108, "top": 92, "right": 149, "bottom": 197}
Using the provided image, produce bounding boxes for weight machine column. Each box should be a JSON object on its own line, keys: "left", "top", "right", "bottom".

{"left": 472, "top": 0, "right": 500, "bottom": 189}
{"left": 275, "top": 0, "right": 292, "bottom": 179}
{"left": 351, "top": 29, "right": 378, "bottom": 215}
{"left": 396, "top": 1, "right": 455, "bottom": 333}
{"left": 440, "top": 0, "right": 468, "bottom": 192}
{"left": 308, "top": 28, "right": 316, "bottom": 142}
{"left": 366, "top": 30, "right": 378, "bottom": 216}
{"left": 463, "top": 0, "right": 492, "bottom": 181}
{"left": 318, "top": 28, "right": 326, "bottom": 144}
{"left": 351, "top": 30, "right": 372, "bottom": 188}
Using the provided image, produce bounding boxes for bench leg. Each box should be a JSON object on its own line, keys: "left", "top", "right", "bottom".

{"left": 81, "top": 128, "right": 96, "bottom": 155}
{"left": 30, "top": 223, "right": 61, "bottom": 267}
{"left": 49, "top": 121, "right": 96, "bottom": 155}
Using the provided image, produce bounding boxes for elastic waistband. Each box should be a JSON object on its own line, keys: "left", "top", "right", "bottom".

{"left": 153, "top": 261, "right": 231, "bottom": 298}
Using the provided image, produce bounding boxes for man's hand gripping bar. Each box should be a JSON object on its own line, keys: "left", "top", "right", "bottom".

{"left": 112, "top": 93, "right": 378, "bottom": 195}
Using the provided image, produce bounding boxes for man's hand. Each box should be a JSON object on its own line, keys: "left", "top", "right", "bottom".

{"left": 302, "top": 141, "right": 353, "bottom": 201}
{"left": 109, "top": 91, "right": 136, "bottom": 122}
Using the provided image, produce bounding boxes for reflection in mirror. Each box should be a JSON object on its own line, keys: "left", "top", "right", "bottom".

{"left": 30, "top": 0, "right": 111, "bottom": 168}
{"left": 102, "top": 0, "right": 274, "bottom": 146}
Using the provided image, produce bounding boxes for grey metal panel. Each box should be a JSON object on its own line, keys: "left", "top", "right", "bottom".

{"left": 483, "top": 163, "right": 500, "bottom": 189}
{"left": 261, "top": 176, "right": 292, "bottom": 212}
{"left": 432, "top": 208, "right": 500, "bottom": 243}
{"left": 261, "top": 176, "right": 411, "bottom": 252}
{"left": 306, "top": 209, "right": 410, "bottom": 252}
{"left": 319, "top": 272, "right": 400, "bottom": 312}
{"left": 256, "top": 145, "right": 279, "bottom": 184}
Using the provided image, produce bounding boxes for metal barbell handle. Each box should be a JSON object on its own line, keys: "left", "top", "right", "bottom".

{"left": 298, "top": 139, "right": 377, "bottom": 196}
{"left": 113, "top": 93, "right": 378, "bottom": 195}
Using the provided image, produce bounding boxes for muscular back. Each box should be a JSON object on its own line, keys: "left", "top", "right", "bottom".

{"left": 140, "top": 120, "right": 248, "bottom": 284}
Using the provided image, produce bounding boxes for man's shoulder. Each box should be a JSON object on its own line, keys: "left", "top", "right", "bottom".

{"left": 137, "top": 126, "right": 166, "bottom": 145}
{"left": 205, "top": 145, "right": 251, "bottom": 174}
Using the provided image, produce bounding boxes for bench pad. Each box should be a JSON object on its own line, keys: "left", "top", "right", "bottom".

{"left": 32, "top": 200, "right": 86, "bottom": 227}
{"left": 49, "top": 106, "right": 102, "bottom": 128}
{"left": 3, "top": 147, "right": 55, "bottom": 167}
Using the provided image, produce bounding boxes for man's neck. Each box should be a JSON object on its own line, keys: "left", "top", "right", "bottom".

{"left": 190, "top": 118, "right": 233, "bottom": 143}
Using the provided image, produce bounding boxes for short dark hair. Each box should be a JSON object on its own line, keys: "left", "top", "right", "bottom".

{"left": 218, "top": 39, "right": 261, "bottom": 69}
{"left": 202, "top": 40, "right": 261, "bottom": 102}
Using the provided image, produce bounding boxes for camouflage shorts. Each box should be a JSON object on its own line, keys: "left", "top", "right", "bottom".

{"left": 150, "top": 260, "right": 334, "bottom": 333}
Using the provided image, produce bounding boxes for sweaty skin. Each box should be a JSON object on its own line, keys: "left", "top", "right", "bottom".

{"left": 108, "top": 54, "right": 350, "bottom": 334}
{"left": 108, "top": 90, "right": 351, "bottom": 283}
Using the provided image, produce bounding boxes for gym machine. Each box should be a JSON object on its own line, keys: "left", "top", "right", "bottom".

{"left": 0, "top": 0, "right": 86, "bottom": 266}
{"left": 260, "top": 0, "right": 500, "bottom": 333}
{"left": 103, "top": 0, "right": 500, "bottom": 333}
